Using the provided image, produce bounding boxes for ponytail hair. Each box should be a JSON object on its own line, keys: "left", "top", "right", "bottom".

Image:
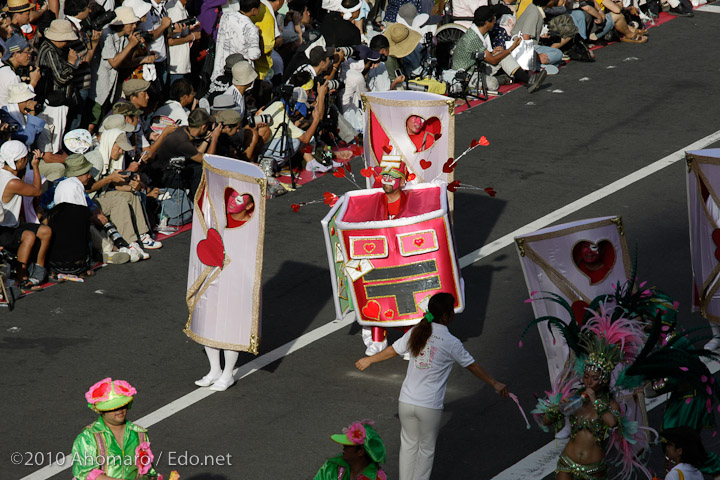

{"left": 407, "top": 293, "right": 455, "bottom": 357}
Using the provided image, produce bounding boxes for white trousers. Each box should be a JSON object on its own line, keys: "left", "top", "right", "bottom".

{"left": 398, "top": 401, "right": 444, "bottom": 480}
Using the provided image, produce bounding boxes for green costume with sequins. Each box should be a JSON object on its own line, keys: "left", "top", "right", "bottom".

{"left": 71, "top": 416, "right": 159, "bottom": 480}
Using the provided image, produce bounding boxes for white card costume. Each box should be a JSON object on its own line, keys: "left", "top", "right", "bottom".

{"left": 185, "top": 155, "right": 266, "bottom": 354}
{"left": 362, "top": 91, "right": 455, "bottom": 187}
{"left": 686, "top": 149, "right": 720, "bottom": 322}
{"left": 515, "top": 217, "right": 631, "bottom": 382}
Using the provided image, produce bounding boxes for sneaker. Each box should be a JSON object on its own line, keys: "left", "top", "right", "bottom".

{"left": 527, "top": 69, "right": 548, "bottom": 94}
{"left": 103, "top": 250, "right": 131, "bottom": 265}
{"left": 669, "top": 5, "right": 693, "bottom": 16}
{"left": 130, "top": 242, "right": 150, "bottom": 261}
{"left": 140, "top": 233, "right": 163, "bottom": 250}
{"left": 120, "top": 246, "right": 140, "bottom": 263}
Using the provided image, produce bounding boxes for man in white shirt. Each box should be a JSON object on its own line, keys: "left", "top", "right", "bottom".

{"left": 223, "top": 61, "right": 257, "bottom": 120}
{"left": 166, "top": 0, "right": 201, "bottom": 84}
{"left": 0, "top": 35, "right": 40, "bottom": 107}
{"left": 211, "top": 0, "right": 262, "bottom": 83}
{"left": 154, "top": 77, "right": 194, "bottom": 126}
{"left": 126, "top": 0, "right": 174, "bottom": 86}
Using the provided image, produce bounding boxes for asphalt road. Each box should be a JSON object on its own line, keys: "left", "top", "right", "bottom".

{"left": 3, "top": 8, "right": 720, "bottom": 480}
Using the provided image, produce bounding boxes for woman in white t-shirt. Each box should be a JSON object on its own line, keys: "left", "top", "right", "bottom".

{"left": 356, "top": 292, "right": 508, "bottom": 480}
{"left": 661, "top": 427, "right": 706, "bottom": 480}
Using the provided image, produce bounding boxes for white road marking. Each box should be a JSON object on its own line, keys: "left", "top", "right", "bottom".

{"left": 21, "top": 129, "right": 720, "bottom": 480}
{"left": 697, "top": 4, "right": 720, "bottom": 12}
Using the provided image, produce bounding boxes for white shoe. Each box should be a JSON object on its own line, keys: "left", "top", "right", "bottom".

{"left": 365, "top": 340, "right": 387, "bottom": 356}
{"left": 120, "top": 246, "right": 140, "bottom": 263}
{"left": 194, "top": 373, "right": 221, "bottom": 387}
{"left": 140, "top": 233, "right": 163, "bottom": 249}
{"left": 130, "top": 242, "right": 150, "bottom": 260}
{"left": 705, "top": 338, "right": 720, "bottom": 351}
{"left": 209, "top": 377, "right": 236, "bottom": 391}
{"left": 103, "top": 250, "right": 130, "bottom": 265}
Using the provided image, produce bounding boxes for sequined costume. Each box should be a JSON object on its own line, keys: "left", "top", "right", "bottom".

{"left": 555, "top": 452, "right": 608, "bottom": 480}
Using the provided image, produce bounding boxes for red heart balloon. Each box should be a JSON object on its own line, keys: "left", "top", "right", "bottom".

{"left": 382, "top": 145, "right": 393, "bottom": 154}
{"left": 484, "top": 187, "right": 497, "bottom": 197}
{"left": 478, "top": 136, "right": 489, "bottom": 146}
{"left": 571, "top": 301, "right": 590, "bottom": 326}
{"left": 350, "top": 145, "right": 363, "bottom": 156}
{"left": 291, "top": 204, "right": 301, "bottom": 212}
{"left": 362, "top": 300, "right": 380, "bottom": 320}
{"left": 448, "top": 180, "right": 460, "bottom": 192}
{"left": 333, "top": 168, "right": 346, "bottom": 178}
{"left": 323, "top": 191, "right": 339, "bottom": 206}
{"left": 197, "top": 228, "right": 225, "bottom": 268}
{"left": 360, "top": 168, "right": 373, "bottom": 178}
{"left": 470, "top": 139, "right": 479, "bottom": 148}
{"left": 713, "top": 229, "right": 720, "bottom": 262}
{"left": 443, "top": 158, "right": 455, "bottom": 173}
{"left": 406, "top": 173, "right": 416, "bottom": 182}
{"left": 419, "top": 159, "right": 432, "bottom": 170}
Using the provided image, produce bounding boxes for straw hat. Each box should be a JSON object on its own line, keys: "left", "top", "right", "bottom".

{"left": 384, "top": 23, "right": 421, "bottom": 58}
{"left": 3, "top": 0, "right": 32, "bottom": 13}
{"left": 7, "top": 82, "right": 35, "bottom": 104}
{"left": 122, "top": 0, "right": 152, "bottom": 20}
{"left": 110, "top": 7, "right": 140, "bottom": 25}
{"left": 45, "top": 20, "right": 79, "bottom": 42}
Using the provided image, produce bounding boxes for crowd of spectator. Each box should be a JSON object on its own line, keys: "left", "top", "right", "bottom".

{"left": 0, "top": 0, "right": 690, "bottom": 293}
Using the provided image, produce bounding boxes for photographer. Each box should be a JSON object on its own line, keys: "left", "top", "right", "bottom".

{"left": 214, "top": 109, "right": 265, "bottom": 163}
{"left": 148, "top": 108, "right": 221, "bottom": 200}
{"left": 37, "top": 19, "right": 81, "bottom": 153}
{"left": 224, "top": 60, "right": 256, "bottom": 119}
{"left": 0, "top": 35, "right": 41, "bottom": 107}
{"left": 88, "top": 7, "right": 156, "bottom": 133}
{"left": 167, "top": 0, "right": 200, "bottom": 84}
{"left": 367, "top": 35, "right": 404, "bottom": 92}
{"left": 290, "top": 45, "right": 336, "bottom": 81}
{"left": 318, "top": 0, "right": 361, "bottom": 47}
{"left": 153, "top": 77, "right": 195, "bottom": 126}
{"left": 211, "top": 0, "right": 262, "bottom": 84}
{"left": 0, "top": 141, "right": 52, "bottom": 289}
{"left": 452, "top": 7, "right": 547, "bottom": 94}
{"left": 129, "top": 0, "right": 174, "bottom": 87}
{"left": 259, "top": 80, "right": 327, "bottom": 173}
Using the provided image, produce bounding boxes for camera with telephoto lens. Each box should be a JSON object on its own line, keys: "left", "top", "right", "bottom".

{"left": 168, "top": 156, "right": 186, "bottom": 170}
{"left": 80, "top": 10, "right": 117, "bottom": 32}
{"left": 172, "top": 16, "right": 197, "bottom": 28}
{"left": 335, "top": 46, "right": 354, "bottom": 57}
{"left": 279, "top": 84, "right": 294, "bottom": 101}
{"left": 139, "top": 32, "right": 155, "bottom": 44}
{"left": 471, "top": 51, "right": 485, "bottom": 62}
{"left": 324, "top": 79, "right": 344, "bottom": 91}
{"left": 405, "top": 82, "right": 429, "bottom": 92}
{"left": 247, "top": 113, "right": 272, "bottom": 128}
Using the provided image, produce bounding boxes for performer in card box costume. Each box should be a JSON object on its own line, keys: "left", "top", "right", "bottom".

{"left": 186, "top": 155, "right": 266, "bottom": 391}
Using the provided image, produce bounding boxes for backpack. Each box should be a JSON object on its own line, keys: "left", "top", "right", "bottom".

{"left": 567, "top": 34, "right": 595, "bottom": 62}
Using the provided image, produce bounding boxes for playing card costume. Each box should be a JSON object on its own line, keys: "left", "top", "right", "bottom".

{"left": 186, "top": 155, "right": 266, "bottom": 353}
{"left": 686, "top": 149, "right": 720, "bottom": 349}
{"left": 515, "top": 217, "right": 631, "bottom": 383}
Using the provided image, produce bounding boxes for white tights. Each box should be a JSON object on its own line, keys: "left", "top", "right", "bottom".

{"left": 204, "top": 347, "right": 240, "bottom": 383}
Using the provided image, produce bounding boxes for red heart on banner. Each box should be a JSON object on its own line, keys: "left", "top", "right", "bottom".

{"left": 362, "top": 300, "right": 381, "bottom": 320}
{"left": 478, "top": 136, "right": 489, "bottom": 146}
{"left": 713, "top": 229, "right": 720, "bottom": 262}
{"left": 384, "top": 309, "right": 395, "bottom": 319}
{"left": 291, "top": 204, "right": 301, "bottom": 212}
{"left": 197, "top": 228, "right": 225, "bottom": 268}
{"left": 434, "top": 133, "right": 442, "bottom": 141}
{"left": 448, "top": 180, "right": 460, "bottom": 192}
{"left": 333, "top": 168, "right": 346, "bottom": 178}
{"left": 419, "top": 159, "right": 432, "bottom": 170}
{"left": 571, "top": 301, "right": 590, "bottom": 326}
{"left": 382, "top": 145, "right": 393, "bottom": 154}
{"left": 407, "top": 173, "right": 416, "bottom": 182}
{"left": 443, "top": 158, "right": 455, "bottom": 173}
{"left": 324, "top": 191, "right": 338, "bottom": 206}
{"left": 360, "top": 168, "right": 374, "bottom": 178}
{"left": 484, "top": 187, "right": 497, "bottom": 197}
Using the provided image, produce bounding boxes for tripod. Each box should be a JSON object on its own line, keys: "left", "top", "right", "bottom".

{"left": 261, "top": 95, "right": 298, "bottom": 189}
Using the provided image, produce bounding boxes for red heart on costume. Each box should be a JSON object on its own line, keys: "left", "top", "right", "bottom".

{"left": 330, "top": 226, "right": 336, "bottom": 235}
{"left": 448, "top": 180, "right": 460, "bottom": 192}
{"left": 350, "top": 145, "right": 363, "bottom": 156}
{"left": 382, "top": 145, "right": 393, "bottom": 154}
{"left": 384, "top": 309, "right": 395, "bottom": 319}
{"left": 407, "top": 173, "right": 416, "bottom": 182}
{"left": 484, "top": 187, "right": 496, "bottom": 197}
{"left": 324, "top": 191, "right": 339, "bottom": 206}
{"left": 419, "top": 159, "right": 432, "bottom": 170}
{"left": 291, "top": 204, "right": 301, "bottom": 212}
{"left": 414, "top": 238, "right": 424, "bottom": 247}
{"left": 470, "top": 139, "right": 479, "bottom": 148}
{"left": 434, "top": 133, "right": 442, "bottom": 141}
{"left": 478, "top": 136, "right": 489, "bottom": 146}
{"left": 713, "top": 229, "right": 720, "bottom": 262}
{"left": 197, "top": 228, "right": 225, "bottom": 268}
{"left": 362, "top": 300, "right": 381, "bottom": 320}
{"left": 571, "top": 301, "right": 590, "bottom": 326}
{"left": 361, "top": 168, "right": 373, "bottom": 178}
{"left": 443, "top": 158, "right": 455, "bottom": 173}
